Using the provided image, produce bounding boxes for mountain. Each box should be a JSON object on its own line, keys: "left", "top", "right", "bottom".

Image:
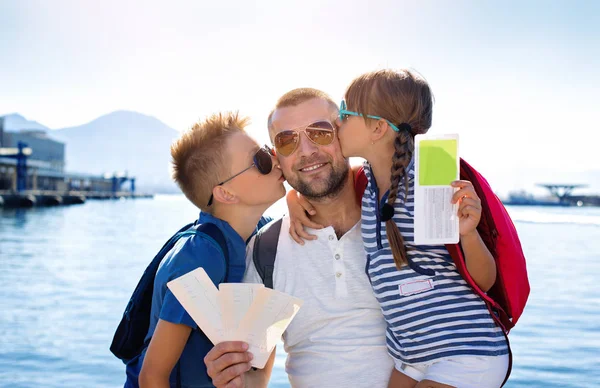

{"left": 6, "top": 110, "right": 598, "bottom": 197}
{"left": 0, "top": 113, "right": 49, "bottom": 131}
{"left": 52, "top": 111, "right": 181, "bottom": 193}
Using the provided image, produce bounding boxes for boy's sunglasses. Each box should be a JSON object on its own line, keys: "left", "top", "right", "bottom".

{"left": 207, "top": 145, "right": 275, "bottom": 206}
{"left": 339, "top": 100, "right": 400, "bottom": 132}
{"left": 273, "top": 120, "right": 336, "bottom": 157}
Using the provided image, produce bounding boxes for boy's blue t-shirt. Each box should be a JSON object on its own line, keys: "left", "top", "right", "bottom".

{"left": 125, "top": 212, "right": 269, "bottom": 388}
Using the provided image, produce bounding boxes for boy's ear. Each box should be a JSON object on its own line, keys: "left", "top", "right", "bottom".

{"left": 212, "top": 186, "right": 239, "bottom": 205}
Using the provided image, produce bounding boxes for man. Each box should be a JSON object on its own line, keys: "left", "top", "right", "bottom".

{"left": 204, "top": 90, "right": 393, "bottom": 387}
{"left": 125, "top": 112, "right": 285, "bottom": 388}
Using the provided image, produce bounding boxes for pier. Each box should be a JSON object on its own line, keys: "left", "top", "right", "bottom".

{"left": 504, "top": 183, "right": 600, "bottom": 207}
{"left": 0, "top": 124, "right": 153, "bottom": 208}
{"left": 0, "top": 190, "right": 153, "bottom": 208}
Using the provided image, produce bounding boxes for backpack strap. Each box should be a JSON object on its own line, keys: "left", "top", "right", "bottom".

{"left": 354, "top": 165, "right": 368, "bottom": 204}
{"left": 164, "top": 222, "right": 230, "bottom": 387}
{"left": 251, "top": 168, "right": 366, "bottom": 288}
{"left": 110, "top": 221, "right": 229, "bottom": 363}
{"left": 252, "top": 218, "right": 283, "bottom": 289}
{"left": 191, "top": 223, "right": 230, "bottom": 282}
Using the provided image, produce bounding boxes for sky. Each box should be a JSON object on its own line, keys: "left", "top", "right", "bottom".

{"left": 1, "top": 0, "right": 599, "bottom": 195}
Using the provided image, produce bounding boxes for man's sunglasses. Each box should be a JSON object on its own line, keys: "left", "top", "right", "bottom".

{"left": 339, "top": 100, "right": 400, "bottom": 132}
{"left": 207, "top": 145, "right": 275, "bottom": 207}
{"left": 273, "top": 120, "right": 336, "bottom": 157}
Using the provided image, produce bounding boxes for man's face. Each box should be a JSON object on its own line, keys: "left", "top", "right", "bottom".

{"left": 269, "top": 98, "right": 350, "bottom": 199}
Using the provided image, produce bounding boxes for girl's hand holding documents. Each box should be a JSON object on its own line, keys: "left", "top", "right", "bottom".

{"left": 451, "top": 180, "right": 482, "bottom": 237}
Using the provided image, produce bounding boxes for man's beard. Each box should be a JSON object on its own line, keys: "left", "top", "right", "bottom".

{"left": 290, "top": 161, "right": 350, "bottom": 201}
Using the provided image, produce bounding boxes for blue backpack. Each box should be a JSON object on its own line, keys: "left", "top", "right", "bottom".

{"left": 110, "top": 221, "right": 229, "bottom": 362}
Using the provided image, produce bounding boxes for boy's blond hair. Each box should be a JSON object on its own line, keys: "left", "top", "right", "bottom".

{"left": 171, "top": 111, "right": 250, "bottom": 212}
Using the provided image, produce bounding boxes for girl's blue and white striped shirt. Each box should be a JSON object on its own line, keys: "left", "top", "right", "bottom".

{"left": 361, "top": 160, "right": 508, "bottom": 365}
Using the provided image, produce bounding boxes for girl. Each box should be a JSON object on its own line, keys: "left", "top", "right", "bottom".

{"left": 289, "top": 69, "right": 509, "bottom": 388}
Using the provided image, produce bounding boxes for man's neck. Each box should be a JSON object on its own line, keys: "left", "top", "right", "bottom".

{"left": 306, "top": 173, "right": 361, "bottom": 238}
{"left": 212, "top": 205, "right": 265, "bottom": 242}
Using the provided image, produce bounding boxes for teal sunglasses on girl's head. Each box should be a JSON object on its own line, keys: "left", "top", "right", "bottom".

{"left": 339, "top": 100, "right": 401, "bottom": 132}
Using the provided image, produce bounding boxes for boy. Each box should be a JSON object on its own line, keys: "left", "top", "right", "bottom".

{"left": 125, "top": 112, "right": 285, "bottom": 388}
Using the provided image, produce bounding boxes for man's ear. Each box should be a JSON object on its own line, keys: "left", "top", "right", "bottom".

{"left": 211, "top": 186, "right": 239, "bottom": 205}
{"left": 371, "top": 119, "right": 390, "bottom": 142}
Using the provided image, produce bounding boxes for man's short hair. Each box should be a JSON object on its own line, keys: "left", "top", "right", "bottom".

{"left": 267, "top": 88, "right": 339, "bottom": 131}
{"left": 171, "top": 111, "right": 250, "bottom": 211}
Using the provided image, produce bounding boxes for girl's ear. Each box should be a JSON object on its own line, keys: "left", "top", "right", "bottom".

{"left": 372, "top": 118, "right": 391, "bottom": 142}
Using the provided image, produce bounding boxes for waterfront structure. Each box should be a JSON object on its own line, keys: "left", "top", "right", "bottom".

{"left": 0, "top": 120, "right": 148, "bottom": 207}
{"left": 504, "top": 184, "right": 599, "bottom": 207}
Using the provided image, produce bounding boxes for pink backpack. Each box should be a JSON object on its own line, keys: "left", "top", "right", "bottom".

{"left": 354, "top": 159, "right": 530, "bottom": 333}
